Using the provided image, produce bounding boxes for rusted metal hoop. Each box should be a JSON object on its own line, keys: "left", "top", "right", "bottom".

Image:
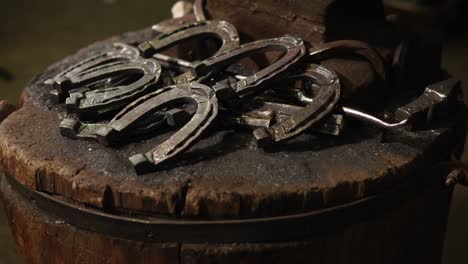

{"left": 3, "top": 170, "right": 420, "bottom": 244}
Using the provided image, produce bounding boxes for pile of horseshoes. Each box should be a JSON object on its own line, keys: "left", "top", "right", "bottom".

{"left": 47, "top": 2, "right": 462, "bottom": 174}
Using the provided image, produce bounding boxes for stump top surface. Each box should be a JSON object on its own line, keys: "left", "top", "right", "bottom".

{"left": 0, "top": 28, "right": 456, "bottom": 219}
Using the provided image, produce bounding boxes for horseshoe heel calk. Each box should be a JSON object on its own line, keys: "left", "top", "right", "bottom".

{"left": 60, "top": 118, "right": 107, "bottom": 142}
{"left": 129, "top": 154, "right": 155, "bottom": 175}
{"left": 53, "top": 77, "right": 73, "bottom": 101}
{"left": 59, "top": 119, "right": 80, "bottom": 139}
{"left": 94, "top": 126, "right": 115, "bottom": 146}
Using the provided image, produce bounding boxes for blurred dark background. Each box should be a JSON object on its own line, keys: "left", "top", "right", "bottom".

{"left": 0, "top": 0, "right": 466, "bottom": 263}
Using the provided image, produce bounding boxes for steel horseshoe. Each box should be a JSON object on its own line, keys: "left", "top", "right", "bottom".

{"left": 252, "top": 64, "right": 341, "bottom": 143}
{"left": 48, "top": 43, "right": 162, "bottom": 115}
{"left": 191, "top": 35, "right": 307, "bottom": 98}
{"left": 139, "top": 20, "right": 240, "bottom": 70}
{"left": 93, "top": 82, "right": 218, "bottom": 173}
{"left": 48, "top": 43, "right": 141, "bottom": 101}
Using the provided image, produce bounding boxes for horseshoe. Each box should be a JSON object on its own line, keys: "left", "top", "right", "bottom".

{"left": 253, "top": 64, "right": 341, "bottom": 143}
{"left": 93, "top": 82, "right": 218, "bottom": 173}
{"left": 191, "top": 35, "right": 307, "bottom": 98}
{"left": 49, "top": 43, "right": 162, "bottom": 115}
{"left": 65, "top": 58, "right": 161, "bottom": 114}
{"left": 307, "top": 40, "right": 388, "bottom": 82}
{"left": 48, "top": 43, "right": 140, "bottom": 101}
{"left": 139, "top": 20, "right": 239, "bottom": 70}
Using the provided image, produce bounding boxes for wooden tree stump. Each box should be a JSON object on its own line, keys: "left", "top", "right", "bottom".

{"left": 0, "top": 0, "right": 465, "bottom": 263}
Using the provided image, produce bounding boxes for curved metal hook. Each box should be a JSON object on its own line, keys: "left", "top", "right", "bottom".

{"left": 253, "top": 64, "right": 341, "bottom": 143}
{"left": 94, "top": 82, "right": 218, "bottom": 173}
{"left": 139, "top": 20, "right": 239, "bottom": 68}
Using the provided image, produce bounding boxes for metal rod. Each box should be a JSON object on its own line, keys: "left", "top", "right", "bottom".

{"left": 342, "top": 106, "right": 408, "bottom": 129}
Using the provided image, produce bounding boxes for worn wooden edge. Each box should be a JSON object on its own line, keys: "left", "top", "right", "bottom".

{"left": 0, "top": 167, "right": 428, "bottom": 243}
{"left": 0, "top": 100, "right": 17, "bottom": 124}
{"left": 0, "top": 89, "right": 464, "bottom": 220}
{"left": 0, "top": 175, "right": 179, "bottom": 264}
{"left": 0, "top": 163, "right": 453, "bottom": 263}
{"left": 0, "top": 101, "right": 412, "bottom": 215}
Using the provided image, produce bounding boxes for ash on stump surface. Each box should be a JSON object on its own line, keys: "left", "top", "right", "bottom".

{"left": 0, "top": 0, "right": 465, "bottom": 263}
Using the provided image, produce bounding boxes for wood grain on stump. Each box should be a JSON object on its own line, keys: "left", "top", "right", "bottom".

{"left": 0, "top": 167, "right": 455, "bottom": 263}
